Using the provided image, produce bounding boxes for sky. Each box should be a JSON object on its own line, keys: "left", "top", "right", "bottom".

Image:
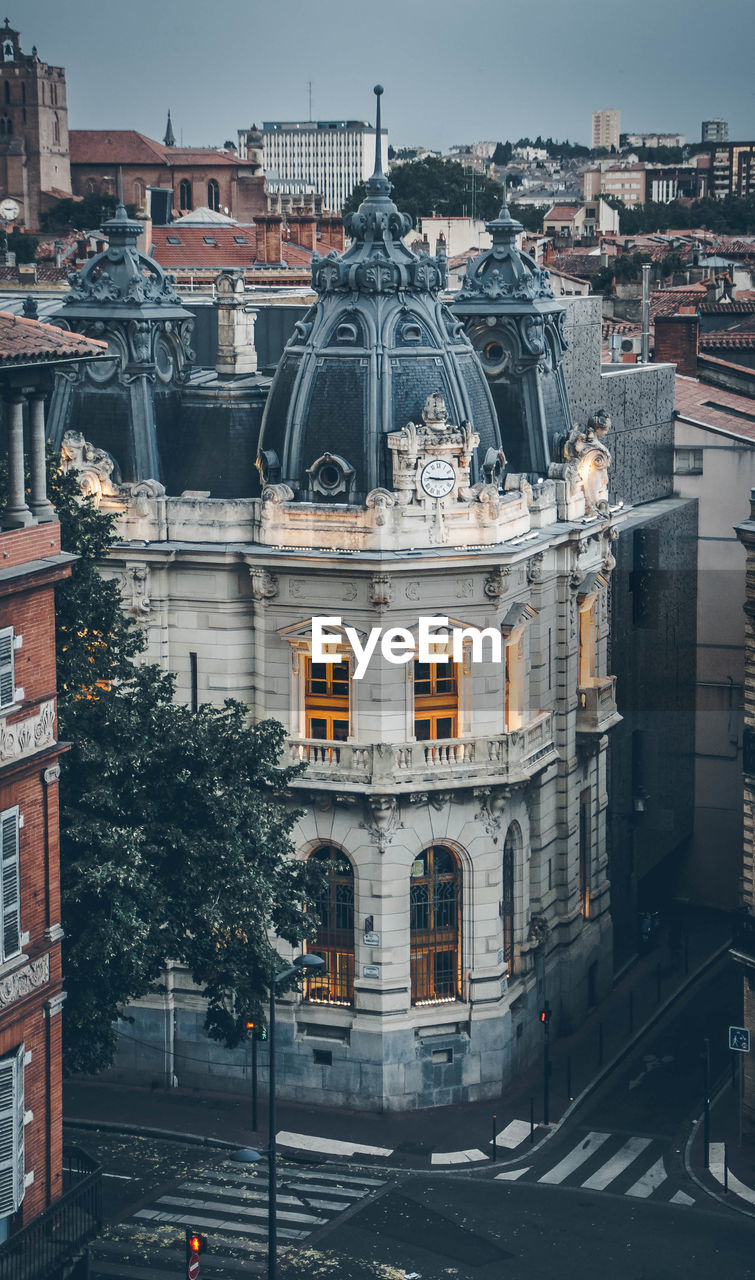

{"left": 14, "top": 0, "right": 755, "bottom": 152}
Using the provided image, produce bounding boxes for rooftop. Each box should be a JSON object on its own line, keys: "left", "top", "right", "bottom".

{"left": 0, "top": 311, "right": 108, "bottom": 366}
{"left": 674, "top": 372, "right": 755, "bottom": 441}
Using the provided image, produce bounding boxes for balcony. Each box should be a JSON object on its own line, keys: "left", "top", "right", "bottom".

{"left": 289, "top": 710, "right": 558, "bottom": 790}
{"left": 0, "top": 1146, "right": 102, "bottom": 1280}
{"left": 576, "top": 676, "right": 621, "bottom": 738}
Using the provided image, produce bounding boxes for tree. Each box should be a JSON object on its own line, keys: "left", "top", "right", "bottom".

{"left": 46, "top": 464, "right": 316, "bottom": 1074}
{"left": 343, "top": 157, "right": 503, "bottom": 223}
{"left": 6, "top": 230, "right": 38, "bottom": 264}
{"left": 39, "top": 193, "right": 138, "bottom": 233}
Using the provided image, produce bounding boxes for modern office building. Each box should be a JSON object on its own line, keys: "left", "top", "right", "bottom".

{"left": 249, "top": 116, "right": 388, "bottom": 213}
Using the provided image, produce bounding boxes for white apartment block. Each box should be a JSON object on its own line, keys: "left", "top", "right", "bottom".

{"left": 256, "top": 120, "right": 389, "bottom": 214}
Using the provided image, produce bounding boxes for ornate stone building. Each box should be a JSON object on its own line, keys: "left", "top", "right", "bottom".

{"left": 60, "top": 92, "right": 624, "bottom": 1110}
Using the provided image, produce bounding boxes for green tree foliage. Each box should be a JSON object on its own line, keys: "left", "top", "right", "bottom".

{"left": 508, "top": 203, "right": 549, "bottom": 233}
{"left": 6, "top": 230, "right": 38, "bottom": 264}
{"left": 615, "top": 194, "right": 755, "bottom": 236}
{"left": 46, "top": 464, "right": 314, "bottom": 1074}
{"left": 39, "top": 193, "right": 138, "bottom": 233}
{"left": 343, "top": 158, "right": 503, "bottom": 224}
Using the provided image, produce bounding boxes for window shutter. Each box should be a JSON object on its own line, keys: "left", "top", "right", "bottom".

{"left": 0, "top": 630, "right": 14, "bottom": 710}
{"left": 0, "top": 1048, "right": 21, "bottom": 1217}
{"left": 1, "top": 809, "right": 20, "bottom": 962}
{"left": 13, "top": 1046, "right": 24, "bottom": 1212}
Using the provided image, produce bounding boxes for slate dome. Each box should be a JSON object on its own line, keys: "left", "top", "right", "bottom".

{"left": 257, "top": 87, "right": 501, "bottom": 503}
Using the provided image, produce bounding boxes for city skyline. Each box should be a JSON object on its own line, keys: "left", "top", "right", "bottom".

{"left": 14, "top": 0, "right": 754, "bottom": 156}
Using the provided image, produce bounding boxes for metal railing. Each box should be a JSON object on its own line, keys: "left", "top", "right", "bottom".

{"left": 0, "top": 1146, "right": 102, "bottom": 1280}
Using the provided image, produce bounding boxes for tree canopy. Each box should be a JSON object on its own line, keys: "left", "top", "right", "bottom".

{"left": 344, "top": 157, "right": 503, "bottom": 224}
{"left": 611, "top": 194, "right": 755, "bottom": 236}
{"left": 47, "top": 465, "right": 315, "bottom": 1074}
{"left": 39, "top": 193, "right": 138, "bottom": 233}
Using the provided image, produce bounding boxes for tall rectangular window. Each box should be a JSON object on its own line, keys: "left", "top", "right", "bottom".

{"left": 305, "top": 657, "right": 350, "bottom": 742}
{"left": 0, "top": 1046, "right": 25, "bottom": 1219}
{"left": 414, "top": 661, "right": 459, "bottom": 741}
{"left": 505, "top": 634, "right": 525, "bottom": 731}
{"left": 0, "top": 808, "right": 20, "bottom": 963}
{"left": 578, "top": 599, "right": 597, "bottom": 687}
{"left": 579, "top": 788, "right": 591, "bottom": 917}
{"left": 0, "top": 629, "right": 15, "bottom": 710}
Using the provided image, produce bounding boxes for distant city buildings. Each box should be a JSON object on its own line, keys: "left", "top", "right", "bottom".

{"left": 542, "top": 198, "right": 619, "bottom": 241}
{"left": 591, "top": 109, "right": 621, "bottom": 153}
{"left": 583, "top": 159, "right": 706, "bottom": 205}
{"left": 251, "top": 119, "right": 388, "bottom": 214}
{"left": 702, "top": 118, "right": 729, "bottom": 143}
{"left": 623, "top": 132, "right": 685, "bottom": 149}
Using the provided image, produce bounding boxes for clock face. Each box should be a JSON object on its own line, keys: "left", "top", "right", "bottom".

{"left": 420, "top": 458, "right": 455, "bottom": 499}
{"left": 0, "top": 198, "right": 19, "bottom": 222}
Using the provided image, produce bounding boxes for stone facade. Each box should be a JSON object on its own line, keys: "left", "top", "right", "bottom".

{"left": 0, "top": 20, "right": 71, "bottom": 231}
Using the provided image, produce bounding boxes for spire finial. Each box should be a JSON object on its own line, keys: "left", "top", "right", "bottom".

{"left": 114, "top": 166, "right": 128, "bottom": 219}
{"left": 372, "top": 84, "right": 384, "bottom": 179}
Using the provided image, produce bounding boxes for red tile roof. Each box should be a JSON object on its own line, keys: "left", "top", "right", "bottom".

{"left": 0, "top": 312, "right": 108, "bottom": 366}
{"left": 699, "top": 333, "right": 755, "bottom": 350}
{"left": 551, "top": 251, "right": 602, "bottom": 277}
{"left": 544, "top": 205, "right": 580, "bottom": 222}
{"left": 0, "top": 265, "right": 69, "bottom": 283}
{"left": 70, "top": 130, "right": 246, "bottom": 169}
{"left": 674, "top": 372, "right": 755, "bottom": 440}
{"left": 150, "top": 226, "right": 317, "bottom": 272}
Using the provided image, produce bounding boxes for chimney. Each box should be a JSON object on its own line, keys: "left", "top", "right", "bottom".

{"left": 255, "top": 215, "right": 282, "bottom": 265}
{"left": 653, "top": 312, "right": 699, "bottom": 376}
{"left": 435, "top": 231, "right": 447, "bottom": 256}
{"left": 319, "top": 217, "right": 345, "bottom": 252}
{"left": 214, "top": 271, "right": 257, "bottom": 376}
{"left": 294, "top": 215, "right": 317, "bottom": 251}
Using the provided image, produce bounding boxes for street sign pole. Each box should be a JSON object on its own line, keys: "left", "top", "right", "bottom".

{"left": 252, "top": 1033, "right": 258, "bottom": 1132}
{"left": 739, "top": 1051, "right": 744, "bottom": 1147}
{"left": 703, "top": 1037, "right": 710, "bottom": 1169}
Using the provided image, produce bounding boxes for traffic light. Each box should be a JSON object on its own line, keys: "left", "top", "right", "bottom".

{"left": 245, "top": 1019, "right": 268, "bottom": 1041}
{"left": 186, "top": 1228, "right": 208, "bottom": 1256}
{"left": 539, "top": 1007, "right": 551, "bottom": 1024}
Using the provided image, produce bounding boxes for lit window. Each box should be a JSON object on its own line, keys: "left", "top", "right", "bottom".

{"left": 305, "top": 845, "right": 355, "bottom": 1006}
{"left": 305, "top": 656, "right": 349, "bottom": 743}
{"left": 414, "top": 661, "right": 458, "bottom": 741}
{"left": 504, "top": 633, "right": 525, "bottom": 731}
{"left": 410, "top": 846, "right": 462, "bottom": 1004}
{"left": 578, "top": 597, "right": 598, "bottom": 687}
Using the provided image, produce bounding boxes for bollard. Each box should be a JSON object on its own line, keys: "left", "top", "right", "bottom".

{"left": 656, "top": 962, "right": 662, "bottom": 1004}
{"left": 530, "top": 1095, "right": 535, "bottom": 1143}
{"left": 629, "top": 989, "right": 634, "bottom": 1035}
{"left": 492, "top": 1114, "right": 497, "bottom": 1164}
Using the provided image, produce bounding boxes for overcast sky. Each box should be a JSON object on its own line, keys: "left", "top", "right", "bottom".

{"left": 15, "top": 0, "right": 755, "bottom": 152}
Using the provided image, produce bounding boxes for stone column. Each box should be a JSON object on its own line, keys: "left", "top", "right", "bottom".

{"left": 3, "top": 395, "right": 33, "bottom": 528}
{"left": 29, "top": 395, "right": 55, "bottom": 522}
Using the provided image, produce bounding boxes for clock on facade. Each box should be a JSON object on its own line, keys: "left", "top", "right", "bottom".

{"left": 0, "top": 198, "right": 19, "bottom": 222}
{"left": 419, "top": 458, "right": 456, "bottom": 499}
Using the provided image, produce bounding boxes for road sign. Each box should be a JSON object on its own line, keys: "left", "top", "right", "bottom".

{"left": 729, "top": 1026, "right": 750, "bottom": 1052}
{"left": 187, "top": 1259, "right": 199, "bottom": 1280}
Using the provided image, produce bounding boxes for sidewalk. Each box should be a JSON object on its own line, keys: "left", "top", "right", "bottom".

{"left": 687, "top": 1055, "right": 755, "bottom": 1216}
{"left": 64, "top": 905, "right": 733, "bottom": 1171}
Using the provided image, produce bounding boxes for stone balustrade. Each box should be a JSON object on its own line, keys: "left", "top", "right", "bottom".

{"left": 289, "top": 710, "right": 557, "bottom": 788}
{"left": 576, "top": 676, "right": 621, "bottom": 735}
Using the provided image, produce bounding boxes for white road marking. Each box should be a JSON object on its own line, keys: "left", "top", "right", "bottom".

{"left": 539, "top": 1132, "right": 610, "bottom": 1185}
{"left": 276, "top": 1130, "right": 392, "bottom": 1158}
{"left": 626, "top": 1156, "right": 667, "bottom": 1198}
{"left": 670, "top": 1190, "right": 695, "bottom": 1205}
{"left": 492, "top": 1119, "right": 531, "bottom": 1148}
{"left": 154, "top": 1193, "right": 327, "bottom": 1226}
{"left": 495, "top": 1167, "right": 530, "bottom": 1181}
{"left": 581, "top": 1136, "right": 652, "bottom": 1190}
{"left": 431, "top": 1148, "right": 487, "bottom": 1165}
{"left": 102, "top": 1172, "right": 134, "bottom": 1180}
{"left": 709, "top": 1141, "right": 755, "bottom": 1206}
{"left": 132, "top": 1209, "right": 308, "bottom": 1239}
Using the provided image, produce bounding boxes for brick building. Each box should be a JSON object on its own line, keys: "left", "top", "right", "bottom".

{"left": 69, "top": 129, "right": 268, "bottom": 224}
{"left": 0, "top": 19, "right": 72, "bottom": 231}
{"left": 0, "top": 311, "right": 104, "bottom": 1272}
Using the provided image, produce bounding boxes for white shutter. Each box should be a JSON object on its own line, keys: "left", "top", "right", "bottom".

{"left": 0, "top": 1046, "right": 23, "bottom": 1218}
{"left": 0, "top": 629, "right": 14, "bottom": 710}
{"left": 13, "top": 1046, "right": 24, "bottom": 1213}
{"left": 0, "top": 810, "right": 20, "bottom": 962}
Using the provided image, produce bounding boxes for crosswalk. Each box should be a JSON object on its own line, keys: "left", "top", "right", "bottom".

{"left": 90, "top": 1160, "right": 386, "bottom": 1277}
{"left": 497, "top": 1130, "right": 694, "bottom": 1206}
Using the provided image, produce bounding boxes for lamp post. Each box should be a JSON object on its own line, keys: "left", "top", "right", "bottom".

{"left": 268, "top": 953, "right": 324, "bottom": 1280}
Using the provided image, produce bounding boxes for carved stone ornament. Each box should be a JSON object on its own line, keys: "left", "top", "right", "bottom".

{"left": 0, "top": 700, "right": 55, "bottom": 764}
{"left": 250, "top": 568, "right": 279, "bottom": 602}
{"left": 0, "top": 953, "right": 50, "bottom": 1010}
{"left": 484, "top": 566, "right": 511, "bottom": 601}
{"left": 365, "top": 488, "right": 396, "bottom": 526}
{"left": 560, "top": 409, "right": 612, "bottom": 515}
{"left": 526, "top": 552, "right": 545, "bottom": 585}
{"left": 61, "top": 430, "right": 125, "bottom": 507}
{"left": 476, "top": 786, "right": 512, "bottom": 841}
{"left": 124, "top": 564, "right": 151, "bottom": 616}
{"left": 369, "top": 573, "right": 392, "bottom": 611}
{"left": 527, "top": 914, "right": 550, "bottom": 948}
{"left": 361, "top": 794, "right": 400, "bottom": 852}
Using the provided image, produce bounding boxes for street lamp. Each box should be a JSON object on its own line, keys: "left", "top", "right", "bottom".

{"left": 268, "top": 953, "right": 324, "bottom": 1280}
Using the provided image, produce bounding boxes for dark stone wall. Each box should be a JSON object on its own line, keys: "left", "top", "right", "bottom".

{"left": 607, "top": 497, "right": 698, "bottom": 968}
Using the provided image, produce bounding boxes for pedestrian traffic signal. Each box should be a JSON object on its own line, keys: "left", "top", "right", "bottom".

{"left": 539, "top": 1008, "right": 551, "bottom": 1024}
{"left": 186, "top": 1229, "right": 207, "bottom": 1254}
{"left": 245, "top": 1020, "right": 268, "bottom": 1041}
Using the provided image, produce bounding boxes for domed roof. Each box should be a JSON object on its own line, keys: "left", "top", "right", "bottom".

{"left": 257, "top": 87, "right": 500, "bottom": 503}
{"left": 455, "top": 199, "right": 558, "bottom": 311}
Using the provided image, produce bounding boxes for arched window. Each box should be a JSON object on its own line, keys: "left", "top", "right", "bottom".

{"left": 502, "top": 824, "right": 519, "bottom": 973}
{"left": 2, "top": 41, "right": 13, "bottom": 63}
{"left": 207, "top": 178, "right": 220, "bottom": 211}
{"left": 305, "top": 845, "right": 355, "bottom": 1006}
{"left": 52, "top": 112, "right": 60, "bottom": 146}
{"left": 410, "top": 845, "right": 461, "bottom": 1004}
{"left": 132, "top": 179, "right": 145, "bottom": 207}
{"left": 179, "top": 179, "right": 192, "bottom": 211}
{"left": 86, "top": 179, "right": 95, "bottom": 195}
{"left": 3, "top": 81, "right": 9, "bottom": 104}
